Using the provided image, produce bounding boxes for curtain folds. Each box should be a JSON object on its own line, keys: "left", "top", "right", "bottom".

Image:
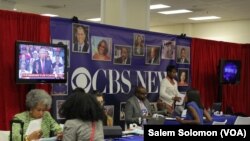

{"left": 0, "top": 9, "right": 250, "bottom": 130}
{"left": 191, "top": 38, "right": 250, "bottom": 115}
{"left": 0, "top": 10, "right": 50, "bottom": 130}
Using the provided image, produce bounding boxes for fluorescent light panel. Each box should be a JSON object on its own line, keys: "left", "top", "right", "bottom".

{"left": 41, "top": 14, "right": 58, "bottom": 17}
{"left": 189, "top": 16, "right": 221, "bottom": 20}
{"left": 158, "top": 9, "right": 192, "bottom": 15}
{"left": 150, "top": 4, "right": 170, "bottom": 10}
{"left": 87, "top": 18, "right": 101, "bottom": 22}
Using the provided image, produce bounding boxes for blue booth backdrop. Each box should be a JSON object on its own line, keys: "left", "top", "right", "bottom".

{"left": 49, "top": 17, "right": 191, "bottom": 127}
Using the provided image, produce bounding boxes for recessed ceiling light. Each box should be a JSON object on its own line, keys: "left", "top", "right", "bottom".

{"left": 189, "top": 16, "right": 221, "bottom": 20}
{"left": 158, "top": 9, "right": 192, "bottom": 15}
{"left": 150, "top": 4, "right": 170, "bottom": 10}
{"left": 41, "top": 14, "right": 59, "bottom": 17}
{"left": 86, "top": 18, "right": 101, "bottom": 22}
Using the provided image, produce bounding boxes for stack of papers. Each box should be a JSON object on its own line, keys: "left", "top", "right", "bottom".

{"left": 39, "top": 137, "right": 57, "bottom": 141}
{"left": 122, "top": 128, "right": 144, "bottom": 135}
{"left": 25, "top": 118, "right": 42, "bottom": 135}
{"left": 165, "top": 117, "right": 176, "bottom": 120}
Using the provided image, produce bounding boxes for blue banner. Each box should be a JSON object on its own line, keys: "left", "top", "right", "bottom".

{"left": 50, "top": 17, "right": 191, "bottom": 127}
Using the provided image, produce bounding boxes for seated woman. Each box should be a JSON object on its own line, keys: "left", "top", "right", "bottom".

{"left": 12, "top": 89, "right": 62, "bottom": 141}
{"left": 60, "top": 88, "right": 104, "bottom": 141}
{"left": 176, "top": 89, "right": 212, "bottom": 125}
{"left": 93, "top": 90, "right": 113, "bottom": 126}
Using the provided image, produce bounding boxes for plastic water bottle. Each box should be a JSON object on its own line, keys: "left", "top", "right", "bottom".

{"left": 211, "top": 108, "right": 215, "bottom": 116}
{"left": 141, "top": 109, "right": 147, "bottom": 129}
{"left": 207, "top": 108, "right": 211, "bottom": 115}
{"left": 141, "top": 118, "right": 147, "bottom": 129}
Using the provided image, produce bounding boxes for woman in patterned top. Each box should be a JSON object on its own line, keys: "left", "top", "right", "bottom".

{"left": 11, "top": 89, "right": 62, "bottom": 141}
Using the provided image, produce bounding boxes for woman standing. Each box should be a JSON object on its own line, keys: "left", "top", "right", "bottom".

{"left": 159, "top": 65, "right": 181, "bottom": 114}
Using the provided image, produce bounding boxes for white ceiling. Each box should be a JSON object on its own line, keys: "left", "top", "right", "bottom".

{"left": 1, "top": 0, "right": 250, "bottom": 26}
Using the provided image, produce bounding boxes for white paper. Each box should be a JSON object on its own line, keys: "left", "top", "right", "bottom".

{"left": 165, "top": 117, "right": 176, "bottom": 120}
{"left": 39, "top": 136, "right": 57, "bottom": 141}
{"left": 25, "top": 118, "right": 42, "bottom": 135}
{"left": 176, "top": 93, "right": 186, "bottom": 105}
{"left": 122, "top": 128, "right": 144, "bottom": 135}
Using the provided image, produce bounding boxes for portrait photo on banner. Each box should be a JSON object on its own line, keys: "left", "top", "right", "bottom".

{"left": 51, "top": 83, "right": 68, "bottom": 96}
{"left": 161, "top": 40, "right": 176, "bottom": 60}
{"left": 51, "top": 72, "right": 68, "bottom": 96}
{"left": 56, "top": 100, "right": 66, "bottom": 120}
{"left": 52, "top": 39, "right": 70, "bottom": 68}
{"left": 150, "top": 102, "right": 157, "bottom": 113}
{"left": 104, "top": 105, "right": 114, "bottom": 126}
{"left": 133, "top": 33, "right": 145, "bottom": 56}
{"left": 91, "top": 36, "right": 112, "bottom": 61}
{"left": 113, "top": 45, "right": 132, "bottom": 65}
{"left": 176, "top": 45, "right": 190, "bottom": 64}
{"left": 120, "top": 102, "right": 126, "bottom": 120}
{"left": 145, "top": 45, "right": 161, "bottom": 65}
{"left": 72, "top": 23, "right": 90, "bottom": 53}
{"left": 177, "top": 68, "right": 189, "bottom": 86}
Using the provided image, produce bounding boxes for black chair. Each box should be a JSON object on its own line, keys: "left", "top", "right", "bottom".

{"left": 212, "top": 102, "right": 222, "bottom": 112}
{"left": 10, "top": 119, "right": 24, "bottom": 141}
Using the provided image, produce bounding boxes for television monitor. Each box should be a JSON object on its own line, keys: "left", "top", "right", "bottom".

{"left": 219, "top": 59, "right": 241, "bottom": 84}
{"left": 16, "top": 41, "right": 67, "bottom": 83}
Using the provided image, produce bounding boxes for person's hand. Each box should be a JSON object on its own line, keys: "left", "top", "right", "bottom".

{"left": 28, "top": 130, "right": 43, "bottom": 140}
{"left": 143, "top": 115, "right": 152, "bottom": 119}
{"left": 176, "top": 116, "right": 183, "bottom": 123}
{"left": 56, "top": 132, "right": 63, "bottom": 140}
{"left": 173, "top": 96, "right": 181, "bottom": 102}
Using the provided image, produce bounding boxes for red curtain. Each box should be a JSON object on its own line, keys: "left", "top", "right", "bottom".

{"left": 0, "top": 10, "right": 50, "bottom": 130}
{"left": 191, "top": 38, "right": 250, "bottom": 115}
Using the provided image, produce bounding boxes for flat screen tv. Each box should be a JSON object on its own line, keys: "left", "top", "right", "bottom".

{"left": 219, "top": 59, "right": 241, "bottom": 84}
{"left": 16, "top": 41, "right": 67, "bottom": 83}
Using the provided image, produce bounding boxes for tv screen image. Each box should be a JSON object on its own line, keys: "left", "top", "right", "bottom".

{"left": 219, "top": 60, "right": 241, "bottom": 84}
{"left": 16, "top": 41, "right": 67, "bottom": 83}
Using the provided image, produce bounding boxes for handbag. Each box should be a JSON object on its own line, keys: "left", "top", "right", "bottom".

{"left": 90, "top": 122, "right": 96, "bottom": 141}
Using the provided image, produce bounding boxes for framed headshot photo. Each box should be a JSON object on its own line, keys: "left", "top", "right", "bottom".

{"left": 120, "top": 102, "right": 126, "bottom": 120}
{"left": 51, "top": 83, "right": 68, "bottom": 96}
{"left": 51, "top": 72, "right": 68, "bottom": 96}
{"left": 104, "top": 105, "right": 114, "bottom": 126}
{"left": 150, "top": 102, "right": 157, "bottom": 113}
{"left": 161, "top": 40, "right": 176, "bottom": 60}
{"left": 56, "top": 100, "right": 65, "bottom": 120}
{"left": 178, "top": 68, "right": 189, "bottom": 86}
{"left": 91, "top": 36, "right": 112, "bottom": 61}
{"left": 113, "top": 45, "right": 132, "bottom": 65}
{"left": 72, "top": 23, "right": 90, "bottom": 53}
{"left": 145, "top": 45, "right": 161, "bottom": 65}
{"left": 52, "top": 39, "right": 70, "bottom": 68}
{"left": 133, "top": 33, "right": 145, "bottom": 56}
{"left": 176, "top": 45, "right": 190, "bottom": 64}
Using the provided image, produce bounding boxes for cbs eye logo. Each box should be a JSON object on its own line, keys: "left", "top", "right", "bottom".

{"left": 71, "top": 67, "right": 91, "bottom": 92}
